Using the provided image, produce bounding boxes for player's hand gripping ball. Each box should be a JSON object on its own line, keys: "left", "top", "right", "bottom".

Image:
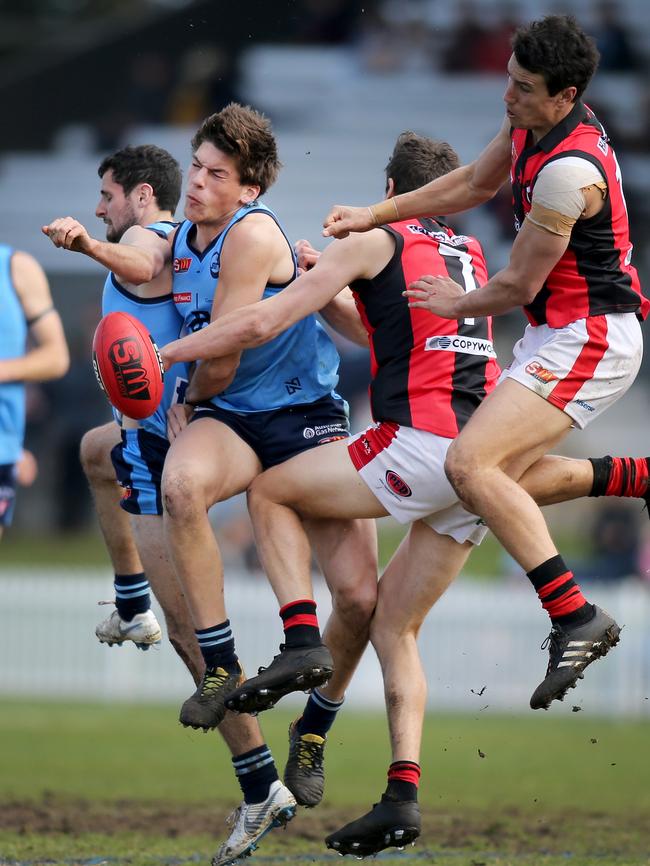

{"left": 92, "top": 311, "right": 164, "bottom": 420}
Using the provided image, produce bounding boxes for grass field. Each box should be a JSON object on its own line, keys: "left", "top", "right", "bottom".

{"left": 0, "top": 699, "right": 648, "bottom": 866}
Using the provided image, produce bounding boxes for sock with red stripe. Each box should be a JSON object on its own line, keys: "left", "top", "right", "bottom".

{"left": 527, "top": 555, "right": 594, "bottom": 627}
{"left": 588, "top": 456, "right": 650, "bottom": 499}
{"left": 280, "top": 599, "right": 321, "bottom": 648}
{"left": 383, "top": 761, "right": 420, "bottom": 802}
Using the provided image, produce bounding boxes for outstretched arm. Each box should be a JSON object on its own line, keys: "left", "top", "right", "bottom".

{"left": 42, "top": 219, "right": 170, "bottom": 285}
{"left": 162, "top": 231, "right": 381, "bottom": 369}
{"left": 0, "top": 251, "right": 69, "bottom": 383}
{"left": 323, "top": 118, "right": 512, "bottom": 239}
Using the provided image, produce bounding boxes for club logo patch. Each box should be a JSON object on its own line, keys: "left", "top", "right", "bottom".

{"left": 385, "top": 470, "right": 412, "bottom": 498}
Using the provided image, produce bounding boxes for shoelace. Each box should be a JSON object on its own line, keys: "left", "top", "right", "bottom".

{"left": 540, "top": 624, "right": 564, "bottom": 674}
{"left": 200, "top": 668, "right": 231, "bottom": 698}
{"left": 224, "top": 805, "right": 242, "bottom": 828}
{"left": 296, "top": 738, "right": 324, "bottom": 771}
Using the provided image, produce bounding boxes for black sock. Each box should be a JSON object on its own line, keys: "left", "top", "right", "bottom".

{"left": 232, "top": 745, "right": 278, "bottom": 804}
{"left": 114, "top": 572, "right": 150, "bottom": 620}
{"left": 194, "top": 620, "right": 239, "bottom": 673}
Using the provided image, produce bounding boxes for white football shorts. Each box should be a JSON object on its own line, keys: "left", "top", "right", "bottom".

{"left": 503, "top": 312, "right": 642, "bottom": 429}
{"left": 347, "top": 421, "right": 487, "bottom": 546}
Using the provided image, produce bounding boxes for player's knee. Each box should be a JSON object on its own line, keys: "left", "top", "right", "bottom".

{"left": 247, "top": 473, "right": 282, "bottom": 514}
{"left": 79, "top": 428, "right": 111, "bottom": 482}
{"left": 161, "top": 465, "right": 204, "bottom": 521}
{"left": 331, "top": 579, "right": 377, "bottom": 631}
{"left": 444, "top": 440, "right": 476, "bottom": 502}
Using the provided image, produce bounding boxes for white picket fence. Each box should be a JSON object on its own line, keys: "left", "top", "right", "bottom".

{"left": 1, "top": 569, "right": 649, "bottom": 717}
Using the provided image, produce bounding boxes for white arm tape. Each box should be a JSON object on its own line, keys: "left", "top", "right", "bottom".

{"left": 532, "top": 157, "right": 605, "bottom": 219}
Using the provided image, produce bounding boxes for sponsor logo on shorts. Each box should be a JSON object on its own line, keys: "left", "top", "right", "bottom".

{"left": 574, "top": 398, "right": 595, "bottom": 412}
{"left": 304, "top": 424, "right": 347, "bottom": 440}
{"left": 524, "top": 361, "right": 558, "bottom": 384}
{"left": 385, "top": 470, "right": 412, "bottom": 498}
{"left": 425, "top": 335, "right": 497, "bottom": 358}
{"left": 173, "top": 258, "right": 192, "bottom": 273}
{"left": 173, "top": 292, "right": 192, "bottom": 304}
{"left": 108, "top": 337, "right": 152, "bottom": 401}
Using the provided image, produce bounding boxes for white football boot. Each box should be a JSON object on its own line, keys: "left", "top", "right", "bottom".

{"left": 95, "top": 608, "right": 162, "bottom": 650}
{"left": 212, "top": 780, "right": 297, "bottom": 866}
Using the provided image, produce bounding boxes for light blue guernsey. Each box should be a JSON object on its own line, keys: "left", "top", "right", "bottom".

{"left": 0, "top": 245, "right": 27, "bottom": 465}
{"left": 102, "top": 221, "right": 188, "bottom": 437}
{"left": 171, "top": 202, "right": 341, "bottom": 412}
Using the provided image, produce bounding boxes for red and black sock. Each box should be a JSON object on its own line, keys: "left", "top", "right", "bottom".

{"left": 384, "top": 761, "right": 420, "bottom": 802}
{"left": 589, "top": 456, "right": 650, "bottom": 499}
{"left": 527, "top": 555, "right": 594, "bottom": 627}
{"left": 279, "top": 598, "right": 321, "bottom": 648}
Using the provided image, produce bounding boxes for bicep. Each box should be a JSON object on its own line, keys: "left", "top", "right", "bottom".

{"left": 508, "top": 220, "right": 570, "bottom": 297}
{"left": 11, "top": 251, "right": 54, "bottom": 320}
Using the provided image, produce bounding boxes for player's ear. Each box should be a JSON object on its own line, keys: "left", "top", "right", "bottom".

{"left": 241, "top": 185, "right": 260, "bottom": 205}
{"left": 137, "top": 183, "right": 154, "bottom": 207}
{"left": 386, "top": 178, "right": 396, "bottom": 199}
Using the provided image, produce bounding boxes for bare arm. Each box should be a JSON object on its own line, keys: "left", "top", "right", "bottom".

{"left": 405, "top": 217, "right": 570, "bottom": 318}
{"left": 0, "top": 252, "right": 70, "bottom": 383}
{"left": 41, "top": 219, "right": 170, "bottom": 285}
{"left": 319, "top": 288, "right": 369, "bottom": 348}
{"left": 323, "top": 118, "right": 513, "bottom": 238}
{"left": 163, "top": 231, "right": 384, "bottom": 368}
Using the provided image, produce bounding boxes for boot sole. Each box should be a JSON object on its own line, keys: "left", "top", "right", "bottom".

{"left": 531, "top": 623, "right": 622, "bottom": 710}
{"left": 226, "top": 665, "right": 334, "bottom": 714}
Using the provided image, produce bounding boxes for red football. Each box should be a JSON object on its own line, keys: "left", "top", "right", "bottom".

{"left": 92, "top": 311, "right": 164, "bottom": 420}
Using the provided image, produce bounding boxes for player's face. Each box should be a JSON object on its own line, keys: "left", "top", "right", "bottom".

{"left": 503, "top": 55, "right": 572, "bottom": 139}
{"left": 184, "top": 142, "right": 257, "bottom": 227}
{"left": 96, "top": 170, "right": 139, "bottom": 242}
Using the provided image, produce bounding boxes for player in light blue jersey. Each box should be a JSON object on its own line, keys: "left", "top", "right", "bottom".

{"left": 0, "top": 246, "right": 69, "bottom": 539}
{"left": 44, "top": 105, "right": 379, "bottom": 865}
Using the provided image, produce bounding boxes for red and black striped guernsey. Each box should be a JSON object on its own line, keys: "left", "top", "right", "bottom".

{"left": 511, "top": 100, "right": 649, "bottom": 328}
{"left": 350, "top": 218, "right": 500, "bottom": 439}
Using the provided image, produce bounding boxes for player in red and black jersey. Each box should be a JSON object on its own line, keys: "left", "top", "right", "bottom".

{"left": 160, "top": 132, "right": 498, "bottom": 855}
{"left": 323, "top": 14, "right": 646, "bottom": 713}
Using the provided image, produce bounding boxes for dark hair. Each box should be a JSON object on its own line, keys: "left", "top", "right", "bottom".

{"left": 191, "top": 103, "right": 281, "bottom": 196}
{"left": 512, "top": 15, "right": 599, "bottom": 99}
{"left": 385, "top": 132, "right": 460, "bottom": 195}
{"left": 98, "top": 145, "right": 182, "bottom": 213}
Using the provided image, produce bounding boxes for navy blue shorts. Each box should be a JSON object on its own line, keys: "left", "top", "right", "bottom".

{"left": 111, "top": 429, "right": 170, "bottom": 516}
{"left": 191, "top": 394, "right": 350, "bottom": 469}
{"left": 0, "top": 464, "right": 17, "bottom": 527}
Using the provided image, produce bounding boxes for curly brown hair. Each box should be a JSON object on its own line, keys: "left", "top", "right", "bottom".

{"left": 191, "top": 103, "right": 282, "bottom": 195}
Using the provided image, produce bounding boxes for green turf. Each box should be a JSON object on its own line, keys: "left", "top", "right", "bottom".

{"left": 1, "top": 700, "right": 649, "bottom": 866}
{"left": 1, "top": 700, "right": 647, "bottom": 811}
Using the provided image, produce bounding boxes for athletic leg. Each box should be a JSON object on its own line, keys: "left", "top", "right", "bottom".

{"left": 445, "top": 379, "right": 620, "bottom": 709}
{"left": 81, "top": 423, "right": 162, "bottom": 648}
{"left": 326, "top": 522, "right": 470, "bottom": 856}
{"left": 162, "top": 417, "right": 263, "bottom": 730}
{"left": 228, "top": 438, "right": 387, "bottom": 716}
{"left": 80, "top": 422, "right": 142, "bottom": 573}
